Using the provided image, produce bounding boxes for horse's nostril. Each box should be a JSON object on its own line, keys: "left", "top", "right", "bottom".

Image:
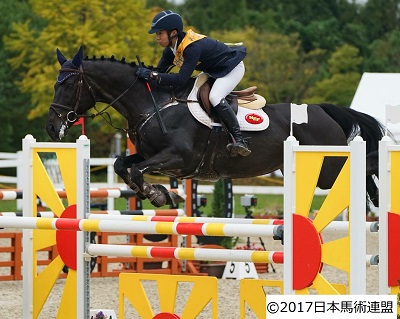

{"left": 46, "top": 123, "right": 58, "bottom": 141}
{"left": 46, "top": 124, "right": 53, "bottom": 133}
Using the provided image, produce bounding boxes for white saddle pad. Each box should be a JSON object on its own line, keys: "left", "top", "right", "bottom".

{"left": 187, "top": 73, "right": 269, "bottom": 131}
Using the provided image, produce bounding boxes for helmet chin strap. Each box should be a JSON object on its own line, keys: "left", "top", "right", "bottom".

{"left": 167, "top": 30, "right": 178, "bottom": 47}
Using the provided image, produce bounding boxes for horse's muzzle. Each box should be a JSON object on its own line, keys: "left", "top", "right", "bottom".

{"left": 46, "top": 119, "right": 66, "bottom": 141}
{"left": 46, "top": 123, "right": 59, "bottom": 141}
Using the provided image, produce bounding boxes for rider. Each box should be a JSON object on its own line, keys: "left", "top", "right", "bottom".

{"left": 136, "top": 10, "right": 251, "bottom": 157}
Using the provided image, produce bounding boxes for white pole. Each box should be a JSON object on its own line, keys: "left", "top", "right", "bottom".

{"left": 283, "top": 136, "right": 298, "bottom": 295}
{"left": 22, "top": 135, "right": 36, "bottom": 319}
{"left": 107, "top": 163, "right": 115, "bottom": 210}
{"left": 16, "top": 150, "right": 24, "bottom": 210}
{"left": 379, "top": 136, "right": 392, "bottom": 294}
{"left": 76, "top": 135, "right": 91, "bottom": 319}
{"left": 349, "top": 136, "right": 366, "bottom": 294}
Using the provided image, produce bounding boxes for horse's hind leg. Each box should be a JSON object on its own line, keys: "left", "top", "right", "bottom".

{"left": 366, "top": 151, "right": 378, "bottom": 177}
{"left": 366, "top": 175, "right": 379, "bottom": 208}
{"left": 366, "top": 151, "right": 379, "bottom": 207}
{"left": 317, "top": 156, "right": 347, "bottom": 189}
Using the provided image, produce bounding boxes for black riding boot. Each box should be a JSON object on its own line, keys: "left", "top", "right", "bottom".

{"left": 214, "top": 99, "right": 251, "bottom": 157}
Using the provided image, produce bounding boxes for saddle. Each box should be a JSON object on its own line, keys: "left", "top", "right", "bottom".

{"left": 187, "top": 74, "right": 270, "bottom": 131}
{"left": 197, "top": 79, "right": 261, "bottom": 116}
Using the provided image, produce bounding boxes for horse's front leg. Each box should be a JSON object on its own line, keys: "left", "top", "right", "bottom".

{"left": 129, "top": 149, "right": 186, "bottom": 207}
{"left": 113, "top": 154, "right": 147, "bottom": 200}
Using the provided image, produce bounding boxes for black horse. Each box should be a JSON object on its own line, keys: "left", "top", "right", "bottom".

{"left": 46, "top": 47, "right": 385, "bottom": 208}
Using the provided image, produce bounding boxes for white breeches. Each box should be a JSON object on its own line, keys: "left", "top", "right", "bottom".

{"left": 209, "top": 61, "right": 245, "bottom": 107}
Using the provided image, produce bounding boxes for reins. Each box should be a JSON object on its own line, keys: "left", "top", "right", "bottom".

{"left": 91, "top": 76, "right": 139, "bottom": 132}
{"left": 50, "top": 62, "right": 194, "bottom": 135}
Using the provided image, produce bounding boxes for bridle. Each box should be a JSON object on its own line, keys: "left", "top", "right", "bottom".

{"left": 50, "top": 65, "right": 97, "bottom": 123}
{"left": 50, "top": 64, "right": 139, "bottom": 130}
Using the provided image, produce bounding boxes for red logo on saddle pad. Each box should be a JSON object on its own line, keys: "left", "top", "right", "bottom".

{"left": 245, "top": 113, "right": 264, "bottom": 124}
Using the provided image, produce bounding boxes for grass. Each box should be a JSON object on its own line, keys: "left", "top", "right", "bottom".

{"left": 156, "top": 193, "right": 327, "bottom": 217}
{"left": 0, "top": 174, "right": 326, "bottom": 215}
{"left": 116, "top": 174, "right": 327, "bottom": 216}
{"left": 0, "top": 200, "right": 18, "bottom": 212}
{"left": 0, "top": 190, "right": 327, "bottom": 216}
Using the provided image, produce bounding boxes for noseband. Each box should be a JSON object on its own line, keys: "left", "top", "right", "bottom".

{"left": 50, "top": 65, "right": 96, "bottom": 123}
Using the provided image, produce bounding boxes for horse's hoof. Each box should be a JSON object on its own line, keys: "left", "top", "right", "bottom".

{"left": 152, "top": 184, "right": 185, "bottom": 206}
{"left": 168, "top": 192, "right": 186, "bottom": 205}
{"left": 150, "top": 195, "right": 167, "bottom": 207}
{"left": 143, "top": 183, "right": 167, "bottom": 207}
{"left": 370, "top": 195, "right": 379, "bottom": 207}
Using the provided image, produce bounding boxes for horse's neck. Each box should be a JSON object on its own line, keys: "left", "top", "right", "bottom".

{"left": 84, "top": 61, "right": 143, "bottom": 115}
{"left": 84, "top": 60, "right": 193, "bottom": 116}
{"left": 85, "top": 60, "right": 134, "bottom": 100}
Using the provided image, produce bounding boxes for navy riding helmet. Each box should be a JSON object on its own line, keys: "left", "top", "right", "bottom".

{"left": 148, "top": 10, "right": 183, "bottom": 34}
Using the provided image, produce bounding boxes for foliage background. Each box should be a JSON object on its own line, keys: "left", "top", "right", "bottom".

{"left": 1, "top": 0, "right": 400, "bottom": 156}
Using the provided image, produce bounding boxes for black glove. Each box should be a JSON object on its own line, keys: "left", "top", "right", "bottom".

{"left": 136, "top": 67, "right": 152, "bottom": 81}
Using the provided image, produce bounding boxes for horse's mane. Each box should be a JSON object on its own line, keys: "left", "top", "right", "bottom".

{"left": 81, "top": 55, "right": 193, "bottom": 96}
{"left": 83, "top": 55, "right": 138, "bottom": 68}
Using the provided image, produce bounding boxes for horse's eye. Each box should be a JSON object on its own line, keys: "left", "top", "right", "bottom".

{"left": 64, "top": 81, "right": 74, "bottom": 89}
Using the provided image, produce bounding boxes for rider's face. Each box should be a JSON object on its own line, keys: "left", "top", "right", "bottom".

{"left": 155, "top": 30, "right": 170, "bottom": 47}
{"left": 155, "top": 30, "right": 177, "bottom": 48}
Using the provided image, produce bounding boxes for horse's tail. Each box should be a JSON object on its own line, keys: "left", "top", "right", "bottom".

{"left": 318, "top": 103, "right": 386, "bottom": 154}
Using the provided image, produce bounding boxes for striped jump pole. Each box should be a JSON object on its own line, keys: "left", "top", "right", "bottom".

{"left": 0, "top": 187, "right": 184, "bottom": 200}
{"left": 0, "top": 216, "right": 282, "bottom": 238}
{"left": 88, "top": 214, "right": 283, "bottom": 225}
{"left": 2, "top": 211, "right": 377, "bottom": 234}
{"left": 85, "top": 243, "right": 377, "bottom": 269}
{"left": 0, "top": 208, "right": 186, "bottom": 217}
{"left": 88, "top": 214, "right": 378, "bottom": 233}
{"left": 0, "top": 190, "right": 22, "bottom": 200}
{"left": 86, "top": 244, "right": 283, "bottom": 264}
{"left": 85, "top": 244, "right": 377, "bottom": 266}
{"left": 90, "top": 209, "right": 185, "bottom": 216}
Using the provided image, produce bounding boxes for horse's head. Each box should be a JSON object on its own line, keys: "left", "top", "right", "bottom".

{"left": 46, "top": 46, "right": 96, "bottom": 141}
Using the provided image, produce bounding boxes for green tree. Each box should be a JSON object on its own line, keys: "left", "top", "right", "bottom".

{"left": 211, "top": 28, "right": 325, "bottom": 103}
{"left": 359, "top": 0, "right": 400, "bottom": 42}
{"left": 179, "top": 0, "right": 248, "bottom": 34}
{"left": 0, "top": 0, "right": 49, "bottom": 152}
{"left": 211, "top": 179, "right": 225, "bottom": 218}
{"left": 300, "top": 18, "right": 343, "bottom": 52}
{"left": 305, "top": 44, "right": 362, "bottom": 106}
{"left": 364, "top": 30, "right": 400, "bottom": 72}
{"left": 340, "top": 22, "right": 369, "bottom": 56}
{"left": 4, "top": 0, "right": 153, "bottom": 120}
{"left": 145, "top": 0, "right": 173, "bottom": 10}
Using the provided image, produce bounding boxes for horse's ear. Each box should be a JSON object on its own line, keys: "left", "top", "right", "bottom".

{"left": 56, "top": 48, "right": 67, "bottom": 66}
{"left": 71, "top": 45, "right": 84, "bottom": 68}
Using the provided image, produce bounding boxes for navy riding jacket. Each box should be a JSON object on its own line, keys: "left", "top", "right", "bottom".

{"left": 156, "top": 32, "right": 246, "bottom": 87}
